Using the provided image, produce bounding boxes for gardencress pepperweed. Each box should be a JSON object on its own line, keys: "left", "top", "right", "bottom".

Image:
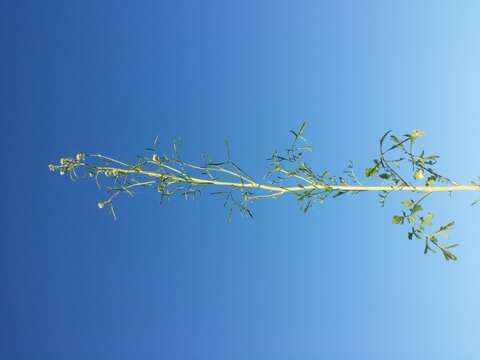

{"left": 49, "top": 123, "right": 480, "bottom": 261}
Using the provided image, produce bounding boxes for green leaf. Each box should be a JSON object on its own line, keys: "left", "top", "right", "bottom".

{"left": 443, "top": 243, "right": 459, "bottom": 249}
{"left": 406, "top": 215, "right": 417, "bottom": 225}
{"left": 298, "top": 122, "right": 307, "bottom": 136}
{"left": 401, "top": 200, "right": 414, "bottom": 207}
{"left": 390, "top": 135, "right": 401, "bottom": 143}
{"left": 426, "top": 176, "right": 436, "bottom": 186}
{"left": 423, "top": 155, "right": 439, "bottom": 165}
{"left": 422, "top": 212, "right": 434, "bottom": 226}
{"left": 365, "top": 161, "right": 381, "bottom": 177}
{"left": 442, "top": 250, "right": 457, "bottom": 261}
{"left": 411, "top": 204, "right": 423, "bottom": 214}
{"left": 290, "top": 122, "right": 308, "bottom": 143}
{"left": 436, "top": 221, "right": 455, "bottom": 233}
{"left": 392, "top": 215, "right": 404, "bottom": 224}
{"left": 387, "top": 134, "right": 406, "bottom": 151}
{"left": 365, "top": 167, "right": 376, "bottom": 177}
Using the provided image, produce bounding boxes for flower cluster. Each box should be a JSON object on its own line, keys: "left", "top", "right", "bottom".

{"left": 48, "top": 154, "right": 85, "bottom": 176}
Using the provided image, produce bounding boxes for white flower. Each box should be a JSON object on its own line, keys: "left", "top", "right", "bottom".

{"left": 98, "top": 202, "right": 105, "bottom": 209}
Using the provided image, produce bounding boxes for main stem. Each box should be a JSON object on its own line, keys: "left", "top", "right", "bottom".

{"left": 100, "top": 166, "right": 480, "bottom": 194}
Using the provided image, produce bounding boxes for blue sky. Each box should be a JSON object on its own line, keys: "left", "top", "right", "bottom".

{"left": 2, "top": 0, "right": 480, "bottom": 358}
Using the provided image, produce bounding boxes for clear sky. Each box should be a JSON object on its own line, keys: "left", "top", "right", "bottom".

{"left": 2, "top": 0, "right": 480, "bottom": 358}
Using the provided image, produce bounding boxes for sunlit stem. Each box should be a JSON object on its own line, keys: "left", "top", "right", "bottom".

{"left": 98, "top": 166, "right": 480, "bottom": 194}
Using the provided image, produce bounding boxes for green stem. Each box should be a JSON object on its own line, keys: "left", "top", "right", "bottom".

{"left": 98, "top": 166, "right": 480, "bottom": 194}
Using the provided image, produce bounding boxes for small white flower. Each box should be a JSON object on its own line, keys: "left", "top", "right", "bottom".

{"left": 59, "top": 170, "right": 65, "bottom": 176}
{"left": 98, "top": 202, "right": 105, "bottom": 209}
{"left": 76, "top": 153, "right": 85, "bottom": 161}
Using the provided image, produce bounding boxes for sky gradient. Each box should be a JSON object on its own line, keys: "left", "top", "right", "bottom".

{"left": 2, "top": 0, "right": 480, "bottom": 358}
